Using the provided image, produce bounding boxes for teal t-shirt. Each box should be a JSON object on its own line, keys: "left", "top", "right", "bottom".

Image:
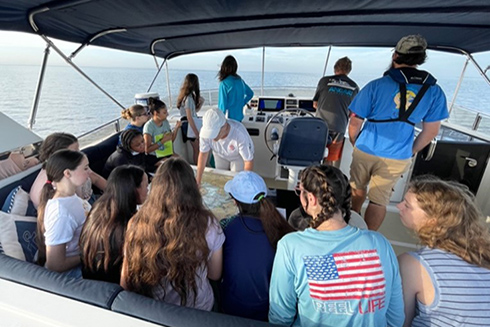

{"left": 143, "top": 119, "right": 171, "bottom": 156}
{"left": 269, "top": 226, "right": 404, "bottom": 327}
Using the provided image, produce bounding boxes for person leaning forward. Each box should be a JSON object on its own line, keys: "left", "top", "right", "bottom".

{"left": 196, "top": 108, "right": 254, "bottom": 185}
{"left": 348, "top": 34, "right": 449, "bottom": 231}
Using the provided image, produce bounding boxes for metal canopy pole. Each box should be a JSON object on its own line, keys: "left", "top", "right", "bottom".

{"left": 35, "top": 34, "right": 125, "bottom": 110}
{"left": 261, "top": 47, "right": 265, "bottom": 96}
{"left": 322, "top": 46, "right": 332, "bottom": 77}
{"left": 147, "top": 57, "right": 166, "bottom": 93}
{"left": 448, "top": 57, "right": 469, "bottom": 115}
{"left": 165, "top": 60, "right": 172, "bottom": 108}
{"left": 28, "top": 44, "right": 51, "bottom": 130}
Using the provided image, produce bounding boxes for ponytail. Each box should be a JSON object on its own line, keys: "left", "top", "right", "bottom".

{"left": 36, "top": 182, "right": 56, "bottom": 266}
{"left": 258, "top": 198, "right": 295, "bottom": 249}
{"left": 235, "top": 195, "right": 294, "bottom": 249}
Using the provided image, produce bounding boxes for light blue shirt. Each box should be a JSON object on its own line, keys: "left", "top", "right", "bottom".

{"left": 349, "top": 74, "right": 448, "bottom": 160}
{"left": 269, "top": 226, "right": 404, "bottom": 327}
{"left": 218, "top": 75, "right": 254, "bottom": 122}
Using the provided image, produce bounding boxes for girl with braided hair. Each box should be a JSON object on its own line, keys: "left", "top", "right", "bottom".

{"left": 103, "top": 129, "right": 159, "bottom": 177}
{"left": 398, "top": 177, "right": 490, "bottom": 326}
{"left": 288, "top": 165, "right": 367, "bottom": 231}
{"left": 269, "top": 165, "right": 404, "bottom": 327}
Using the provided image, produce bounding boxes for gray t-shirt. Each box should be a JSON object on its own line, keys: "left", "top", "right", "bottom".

{"left": 179, "top": 95, "right": 197, "bottom": 118}
{"left": 313, "top": 74, "right": 359, "bottom": 134}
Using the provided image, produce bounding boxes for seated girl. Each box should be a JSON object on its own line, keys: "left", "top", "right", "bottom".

{"left": 104, "top": 129, "right": 159, "bottom": 177}
{"left": 143, "top": 98, "right": 181, "bottom": 159}
{"left": 80, "top": 165, "right": 148, "bottom": 284}
{"left": 219, "top": 171, "right": 294, "bottom": 321}
{"left": 37, "top": 149, "right": 91, "bottom": 274}
{"left": 121, "top": 157, "right": 224, "bottom": 310}
{"left": 121, "top": 104, "right": 150, "bottom": 133}
{"left": 269, "top": 165, "right": 404, "bottom": 327}
{"left": 398, "top": 177, "right": 490, "bottom": 326}
{"left": 30, "top": 132, "right": 106, "bottom": 208}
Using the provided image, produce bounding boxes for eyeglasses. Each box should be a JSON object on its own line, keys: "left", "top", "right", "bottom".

{"left": 137, "top": 112, "right": 150, "bottom": 117}
{"left": 294, "top": 186, "right": 303, "bottom": 197}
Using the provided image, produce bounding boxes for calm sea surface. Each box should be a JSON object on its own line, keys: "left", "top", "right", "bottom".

{"left": 1, "top": 65, "right": 489, "bottom": 138}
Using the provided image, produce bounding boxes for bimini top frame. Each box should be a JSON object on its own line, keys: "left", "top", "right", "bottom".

{"left": 4, "top": 0, "right": 489, "bottom": 129}
{"left": 1, "top": 0, "right": 490, "bottom": 59}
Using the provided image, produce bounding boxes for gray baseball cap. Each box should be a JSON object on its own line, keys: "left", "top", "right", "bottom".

{"left": 395, "top": 35, "right": 427, "bottom": 54}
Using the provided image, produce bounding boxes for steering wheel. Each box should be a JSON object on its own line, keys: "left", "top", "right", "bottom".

{"left": 263, "top": 108, "right": 315, "bottom": 155}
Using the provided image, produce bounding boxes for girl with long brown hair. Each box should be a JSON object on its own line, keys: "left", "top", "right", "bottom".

{"left": 121, "top": 157, "right": 224, "bottom": 310}
{"left": 219, "top": 171, "right": 294, "bottom": 321}
{"left": 397, "top": 177, "right": 490, "bottom": 326}
{"left": 37, "top": 149, "right": 91, "bottom": 274}
{"left": 177, "top": 73, "right": 203, "bottom": 163}
{"left": 80, "top": 165, "right": 148, "bottom": 284}
{"left": 217, "top": 55, "right": 253, "bottom": 122}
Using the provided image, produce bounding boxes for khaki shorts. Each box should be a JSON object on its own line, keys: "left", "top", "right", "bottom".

{"left": 350, "top": 148, "right": 412, "bottom": 206}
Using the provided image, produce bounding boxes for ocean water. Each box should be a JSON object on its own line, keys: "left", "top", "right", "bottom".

{"left": 1, "top": 65, "right": 489, "bottom": 138}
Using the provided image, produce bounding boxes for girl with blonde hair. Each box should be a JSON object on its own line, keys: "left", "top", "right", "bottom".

{"left": 398, "top": 177, "right": 490, "bottom": 326}
{"left": 121, "top": 157, "right": 224, "bottom": 310}
{"left": 121, "top": 104, "right": 149, "bottom": 133}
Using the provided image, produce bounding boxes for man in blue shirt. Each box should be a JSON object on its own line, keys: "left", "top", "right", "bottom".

{"left": 348, "top": 35, "right": 449, "bottom": 230}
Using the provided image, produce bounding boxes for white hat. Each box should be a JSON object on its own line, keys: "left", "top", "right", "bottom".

{"left": 224, "top": 171, "right": 267, "bottom": 204}
{"left": 200, "top": 108, "right": 226, "bottom": 139}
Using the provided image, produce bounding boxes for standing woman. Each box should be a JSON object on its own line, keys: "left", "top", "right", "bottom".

{"left": 218, "top": 55, "right": 254, "bottom": 122}
{"left": 398, "top": 178, "right": 490, "bottom": 326}
{"left": 80, "top": 165, "right": 148, "bottom": 284}
{"left": 269, "top": 165, "right": 404, "bottom": 327}
{"left": 177, "top": 73, "right": 203, "bottom": 164}
{"left": 121, "top": 157, "right": 225, "bottom": 310}
{"left": 37, "top": 149, "right": 91, "bottom": 274}
{"left": 219, "top": 171, "right": 294, "bottom": 321}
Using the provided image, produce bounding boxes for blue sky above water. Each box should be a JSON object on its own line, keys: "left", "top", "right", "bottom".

{"left": 1, "top": 31, "right": 490, "bottom": 80}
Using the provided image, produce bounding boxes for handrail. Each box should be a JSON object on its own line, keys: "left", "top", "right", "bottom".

{"left": 77, "top": 117, "right": 122, "bottom": 139}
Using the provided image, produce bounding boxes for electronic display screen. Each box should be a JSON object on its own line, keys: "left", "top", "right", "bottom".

{"left": 258, "top": 98, "right": 285, "bottom": 112}
{"left": 298, "top": 100, "right": 316, "bottom": 112}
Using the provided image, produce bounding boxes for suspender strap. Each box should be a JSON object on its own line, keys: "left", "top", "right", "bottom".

{"left": 399, "top": 83, "right": 407, "bottom": 118}
{"left": 367, "top": 83, "right": 431, "bottom": 126}
{"left": 400, "top": 83, "right": 430, "bottom": 122}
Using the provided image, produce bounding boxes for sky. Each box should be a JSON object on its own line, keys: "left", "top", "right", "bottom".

{"left": 1, "top": 30, "right": 490, "bottom": 79}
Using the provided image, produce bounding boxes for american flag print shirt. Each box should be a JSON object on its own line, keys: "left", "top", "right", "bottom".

{"left": 303, "top": 249, "right": 386, "bottom": 315}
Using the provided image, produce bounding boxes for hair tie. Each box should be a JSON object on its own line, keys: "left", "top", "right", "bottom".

{"left": 256, "top": 194, "right": 265, "bottom": 202}
{"left": 46, "top": 180, "right": 52, "bottom": 184}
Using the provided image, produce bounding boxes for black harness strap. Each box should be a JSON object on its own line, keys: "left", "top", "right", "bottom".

{"left": 368, "top": 83, "right": 431, "bottom": 126}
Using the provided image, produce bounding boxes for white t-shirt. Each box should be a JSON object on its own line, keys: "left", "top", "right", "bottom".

{"left": 200, "top": 120, "right": 254, "bottom": 161}
{"left": 44, "top": 195, "right": 90, "bottom": 257}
